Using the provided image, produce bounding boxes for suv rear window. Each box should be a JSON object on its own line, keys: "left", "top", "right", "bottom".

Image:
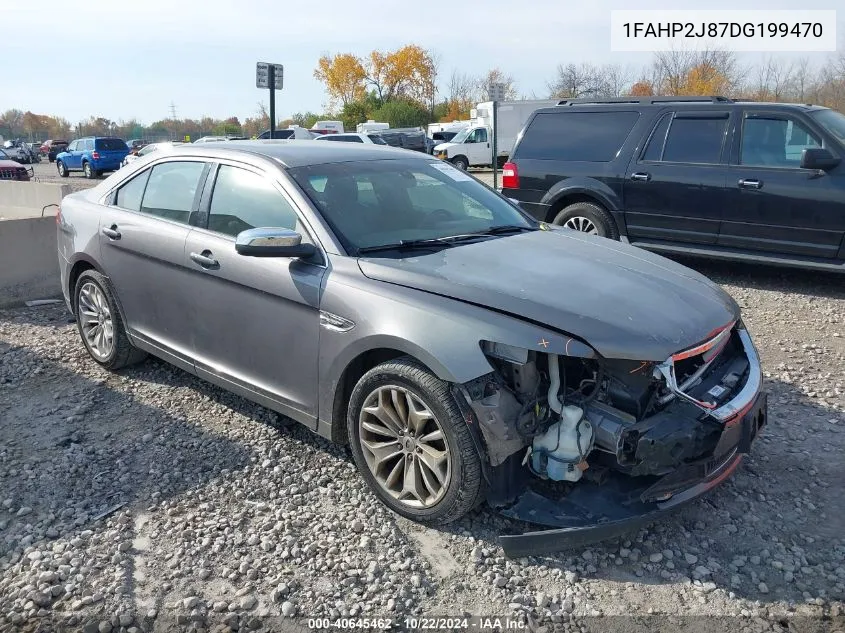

{"left": 96, "top": 138, "right": 128, "bottom": 151}
{"left": 514, "top": 111, "right": 639, "bottom": 162}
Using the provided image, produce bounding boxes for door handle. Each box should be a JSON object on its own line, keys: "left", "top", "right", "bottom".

{"left": 738, "top": 178, "right": 763, "bottom": 190}
{"left": 101, "top": 225, "right": 121, "bottom": 240}
{"left": 190, "top": 251, "right": 219, "bottom": 269}
{"left": 630, "top": 172, "right": 651, "bottom": 182}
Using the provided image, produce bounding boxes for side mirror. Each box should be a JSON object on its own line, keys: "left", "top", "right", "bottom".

{"left": 800, "top": 147, "right": 840, "bottom": 171}
{"left": 235, "top": 227, "right": 316, "bottom": 258}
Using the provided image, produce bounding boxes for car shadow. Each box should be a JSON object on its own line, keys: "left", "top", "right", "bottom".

{"left": 665, "top": 255, "right": 845, "bottom": 300}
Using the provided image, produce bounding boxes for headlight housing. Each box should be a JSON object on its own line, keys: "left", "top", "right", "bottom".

{"left": 481, "top": 340, "right": 529, "bottom": 365}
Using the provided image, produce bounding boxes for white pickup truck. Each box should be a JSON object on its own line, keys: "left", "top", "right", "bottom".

{"left": 433, "top": 99, "right": 558, "bottom": 169}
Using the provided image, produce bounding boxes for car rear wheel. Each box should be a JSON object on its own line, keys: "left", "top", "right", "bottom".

{"left": 83, "top": 161, "right": 95, "bottom": 179}
{"left": 347, "top": 357, "right": 483, "bottom": 525}
{"left": 451, "top": 156, "right": 469, "bottom": 171}
{"left": 74, "top": 270, "right": 147, "bottom": 370}
{"left": 552, "top": 201, "right": 618, "bottom": 239}
{"left": 56, "top": 161, "right": 68, "bottom": 177}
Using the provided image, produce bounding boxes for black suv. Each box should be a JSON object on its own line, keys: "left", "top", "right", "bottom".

{"left": 503, "top": 96, "right": 845, "bottom": 272}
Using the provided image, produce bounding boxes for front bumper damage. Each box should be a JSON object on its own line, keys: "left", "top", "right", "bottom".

{"left": 460, "top": 327, "right": 767, "bottom": 558}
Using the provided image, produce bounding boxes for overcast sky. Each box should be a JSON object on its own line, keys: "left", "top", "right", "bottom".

{"left": 4, "top": 0, "right": 841, "bottom": 124}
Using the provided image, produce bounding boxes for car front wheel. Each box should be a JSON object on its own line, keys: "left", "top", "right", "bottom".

{"left": 552, "top": 201, "right": 619, "bottom": 239}
{"left": 74, "top": 270, "right": 147, "bottom": 370}
{"left": 347, "top": 357, "right": 483, "bottom": 525}
{"left": 56, "top": 160, "right": 68, "bottom": 177}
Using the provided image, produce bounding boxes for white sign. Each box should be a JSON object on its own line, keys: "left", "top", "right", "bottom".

{"left": 488, "top": 82, "right": 506, "bottom": 102}
{"left": 256, "top": 62, "right": 284, "bottom": 89}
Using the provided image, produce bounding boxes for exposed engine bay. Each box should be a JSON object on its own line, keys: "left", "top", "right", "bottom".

{"left": 460, "top": 322, "right": 761, "bottom": 503}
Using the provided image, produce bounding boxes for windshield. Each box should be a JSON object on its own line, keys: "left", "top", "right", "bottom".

{"left": 811, "top": 108, "right": 845, "bottom": 143}
{"left": 289, "top": 158, "right": 534, "bottom": 255}
{"left": 449, "top": 128, "right": 471, "bottom": 144}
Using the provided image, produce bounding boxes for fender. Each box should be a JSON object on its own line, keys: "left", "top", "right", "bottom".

{"left": 540, "top": 176, "right": 625, "bottom": 232}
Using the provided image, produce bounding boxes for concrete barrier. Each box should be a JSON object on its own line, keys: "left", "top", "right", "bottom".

{"left": 0, "top": 181, "right": 72, "bottom": 220}
{"left": 0, "top": 181, "right": 67, "bottom": 307}
{"left": 0, "top": 217, "right": 61, "bottom": 308}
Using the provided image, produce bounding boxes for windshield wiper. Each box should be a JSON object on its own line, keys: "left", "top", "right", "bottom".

{"left": 357, "top": 225, "right": 537, "bottom": 255}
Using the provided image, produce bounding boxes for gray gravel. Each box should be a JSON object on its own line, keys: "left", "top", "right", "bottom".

{"left": 1, "top": 237, "right": 844, "bottom": 631}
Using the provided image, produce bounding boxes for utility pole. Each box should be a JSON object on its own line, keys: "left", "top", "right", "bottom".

{"left": 169, "top": 101, "right": 178, "bottom": 120}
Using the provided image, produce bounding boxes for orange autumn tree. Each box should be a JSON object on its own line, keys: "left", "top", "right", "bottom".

{"left": 679, "top": 62, "right": 731, "bottom": 95}
{"left": 365, "top": 45, "right": 437, "bottom": 106}
{"left": 313, "top": 53, "right": 367, "bottom": 108}
{"left": 629, "top": 81, "right": 655, "bottom": 96}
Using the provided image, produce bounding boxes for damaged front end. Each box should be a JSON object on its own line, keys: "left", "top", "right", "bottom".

{"left": 456, "top": 321, "right": 766, "bottom": 557}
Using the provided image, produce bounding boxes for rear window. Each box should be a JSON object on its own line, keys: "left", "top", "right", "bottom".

{"left": 514, "top": 111, "right": 640, "bottom": 162}
{"left": 96, "top": 138, "right": 128, "bottom": 151}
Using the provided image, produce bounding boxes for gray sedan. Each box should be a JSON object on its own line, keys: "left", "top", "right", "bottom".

{"left": 57, "top": 141, "right": 766, "bottom": 555}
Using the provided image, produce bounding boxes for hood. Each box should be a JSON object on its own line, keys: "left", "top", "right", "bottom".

{"left": 357, "top": 229, "right": 740, "bottom": 361}
{"left": 434, "top": 142, "right": 455, "bottom": 152}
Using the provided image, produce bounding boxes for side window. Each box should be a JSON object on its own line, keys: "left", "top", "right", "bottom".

{"left": 641, "top": 113, "right": 672, "bottom": 161}
{"left": 476, "top": 129, "right": 488, "bottom": 143}
{"left": 67, "top": 141, "right": 77, "bottom": 151}
{"left": 208, "top": 165, "right": 301, "bottom": 238}
{"left": 741, "top": 116, "right": 821, "bottom": 167}
{"left": 662, "top": 117, "right": 727, "bottom": 164}
{"left": 514, "top": 112, "right": 640, "bottom": 162}
{"left": 85, "top": 140, "right": 94, "bottom": 151}
{"left": 140, "top": 161, "right": 206, "bottom": 224}
{"left": 115, "top": 169, "right": 151, "bottom": 211}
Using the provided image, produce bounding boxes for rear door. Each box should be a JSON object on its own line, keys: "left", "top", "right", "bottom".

{"left": 623, "top": 110, "right": 731, "bottom": 245}
{"left": 184, "top": 161, "right": 325, "bottom": 425}
{"left": 100, "top": 159, "right": 210, "bottom": 371}
{"left": 721, "top": 110, "right": 844, "bottom": 259}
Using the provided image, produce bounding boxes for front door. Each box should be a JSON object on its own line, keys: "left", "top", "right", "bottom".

{"left": 65, "top": 141, "right": 82, "bottom": 169}
{"left": 464, "top": 128, "right": 490, "bottom": 166}
{"left": 99, "top": 159, "right": 210, "bottom": 371}
{"left": 184, "top": 162, "right": 325, "bottom": 426}
{"left": 623, "top": 111, "right": 731, "bottom": 245}
{"left": 721, "top": 110, "right": 845, "bottom": 259}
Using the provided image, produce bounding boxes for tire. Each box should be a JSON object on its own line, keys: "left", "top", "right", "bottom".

{"left": 73, "top": 270, "right": 147, "bottom": 371}
{"left": 451, "top": 156, "right": 469, "bottom": 171}
{"left": 56, "top": 160, "right": 68, "bottom": 177}
{"left": 83, "top": 161, "right": 95, "bottom": 179}
{"left": 552, "top": 201, "right": 619, "bottom": 239}
{"left": 347, "top": 357, "right": 483, "bottom": 525}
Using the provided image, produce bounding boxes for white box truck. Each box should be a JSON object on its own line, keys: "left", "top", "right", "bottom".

{"left": 433, "top": 99, "right": 558, "bottom": 169}
{"left": 356, "top": 120, "right": 390, "bottom": 133}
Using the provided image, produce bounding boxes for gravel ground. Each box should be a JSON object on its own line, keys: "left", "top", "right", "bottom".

{"left": 4, "top": 170, "right": 845, "bottom": 632}
{"left": 30, "top": 161, "right": 101, "bottom": 193}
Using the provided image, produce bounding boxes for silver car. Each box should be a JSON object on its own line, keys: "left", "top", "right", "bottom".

{"left": 57, "top": 141, "right": 766, "bottom": 555}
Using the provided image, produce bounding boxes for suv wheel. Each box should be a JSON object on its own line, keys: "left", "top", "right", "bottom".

{"left": 347, "top": 357, "right": 483, "bottom": 525}
{"left": 451, "top": 156, "right": 469, "bottom": 171}
{"left": 56, "top": 160, "right": 68, "bottom": 177}
{"left": 553, "top": 201, "right": 619, "bottom": 239}
{"left": 73, "top": 270, "right": 147, "bottom": 370}
{"left": 83, "top": 161, "right": 95, "bottom": 179}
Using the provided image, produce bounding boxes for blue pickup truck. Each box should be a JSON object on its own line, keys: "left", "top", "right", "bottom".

{"left": 56, "top": 137, "right": 130, "bottom": 179}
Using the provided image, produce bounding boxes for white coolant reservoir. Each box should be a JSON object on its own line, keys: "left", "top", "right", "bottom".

{"left": 531, "top": 405, "right": 594, "bottom": 482}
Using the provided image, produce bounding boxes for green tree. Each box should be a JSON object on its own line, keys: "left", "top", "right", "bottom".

{"left": 370, "top": 99, "right": 430, "bottom": 128}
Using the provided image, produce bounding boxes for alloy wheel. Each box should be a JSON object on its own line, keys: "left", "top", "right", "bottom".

{"left": 358, "top": 385, "right": 451, "bottom": 508}
{"left": 77, "top": 282, "right": 115, "bottom": 361}
{"left": 563, "top": 215, "right": 598, "bottom": 235}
